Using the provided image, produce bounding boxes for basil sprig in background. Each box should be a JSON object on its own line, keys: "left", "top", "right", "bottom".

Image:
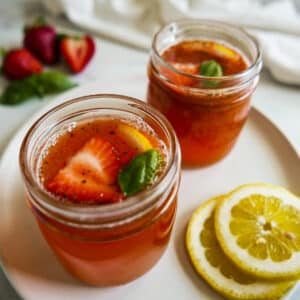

{"left": 200, "top": 60, "right": 223, "bottom": 88}
{"left": 0, "top": 71, "right": 77, "bottom": 105}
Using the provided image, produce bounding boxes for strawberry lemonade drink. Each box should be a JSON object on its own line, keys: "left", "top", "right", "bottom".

{"left": 147, "top": 20, "right": 262, "bottom": 166}
{"left": 20, "top": 94, "right": 181, "bottom": 285}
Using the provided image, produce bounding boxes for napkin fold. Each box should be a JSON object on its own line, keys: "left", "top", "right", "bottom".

{"left": 43, "top": 0, "right": 300, "bottom": 85}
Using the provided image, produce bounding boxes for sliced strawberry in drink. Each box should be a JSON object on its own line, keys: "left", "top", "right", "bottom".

{"left": 46, "top": 137, "right": 122, "bottom": 203}
{"left": 160, "top": 62, "right": 199, "bottom": 87}
{"left": 73, "top": 137, "right": 120, "bottom": 185}
{"left": 47, "top": 174, "right": 121, "bottom": 204}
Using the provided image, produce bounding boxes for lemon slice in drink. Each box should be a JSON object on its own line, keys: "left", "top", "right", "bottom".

{"left": 215, "top": 183, "right": 300, "bottom": 280}
{"left": 213, "top": 44, "right": 238, "bottom": 59}
{"left": 118, "top": 123, "right": 152, "bottom": 152}
{"left": 186, "top": 196, "right": 294, "bottom": 300}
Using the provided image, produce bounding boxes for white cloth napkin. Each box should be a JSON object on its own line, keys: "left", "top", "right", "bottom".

{"left": 43, "top": 0, "right": 300, "bottom": 85}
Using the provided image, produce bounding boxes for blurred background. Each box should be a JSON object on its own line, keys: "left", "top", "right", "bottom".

{"left": 0, "top": 1, "right": 300, "bottom": 299}
{"left": 1, "top": 0, "right": 300, "bottom": 85}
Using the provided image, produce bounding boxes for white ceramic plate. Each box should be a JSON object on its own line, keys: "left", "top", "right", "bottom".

{"left": 0, "top": 73, "right": 299, "bottom": 300}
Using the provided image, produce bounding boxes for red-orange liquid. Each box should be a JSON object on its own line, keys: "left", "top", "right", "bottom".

{"left": 40, "top": 119, "right": 164, "bottom": 185}
{"left": 147, "top": 41, "right": 253, "bottom": 166}
{"left": 31, "top": 118, "right": 178, "bottom": 285}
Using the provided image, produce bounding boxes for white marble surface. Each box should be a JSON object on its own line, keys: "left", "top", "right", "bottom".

{"left": 0, "top": 1, "right": 299, "bottom": 299}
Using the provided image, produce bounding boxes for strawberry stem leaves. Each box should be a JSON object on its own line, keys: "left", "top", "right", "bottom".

{"left": 0, "top": 48, "right": 6, "bottom": 58}
{"left": 33, "top": 16, "right": 47, "bottom": 27}
{"left": 24, "top": 16, "right": 47, "bottom": 33}
{"left": 118, "top": 149, "right": 163, "bottom": 197}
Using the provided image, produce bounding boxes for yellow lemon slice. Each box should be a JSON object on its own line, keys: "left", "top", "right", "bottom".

{"left": 215, "top": 183, "right": 300, "bottom": 280}
{"left": 118, "top": 123, "right": 152, "bottom": 152}
{"left": 186, "top": 196, "right": 294, "bottom": 300}
{"left": 213, "top": 44, "right": 238, "bottom": 59}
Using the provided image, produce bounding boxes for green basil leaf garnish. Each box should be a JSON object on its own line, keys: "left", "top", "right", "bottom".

{"left": 200, "top": 60, "right": 223, "bottom": 88}
{"left": 118, "top": 149, "right": 163, "bottom": 197}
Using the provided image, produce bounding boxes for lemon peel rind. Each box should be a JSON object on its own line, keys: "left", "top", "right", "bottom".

{"left": 117, "top": 123, "right": 152, "bottom": 152}
{"left": 186, "top": 195, "right": 294, "bottom": 300}
{"left": 215, "top": 183, "right": 300, "bottom": 280}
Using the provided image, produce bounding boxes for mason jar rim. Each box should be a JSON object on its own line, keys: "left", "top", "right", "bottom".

{"left": 19, "top": 94, "right": 181, "bottom": 228}
{"left": 151, "top": 19, "right": 262, "bottom": 86}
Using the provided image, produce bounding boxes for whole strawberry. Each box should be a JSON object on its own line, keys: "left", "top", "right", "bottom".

{"left": 3, "top": 48, "right": 43, "bottom": 80}
{"left": 24, "top": 17, "right": 57, "bottom": 65}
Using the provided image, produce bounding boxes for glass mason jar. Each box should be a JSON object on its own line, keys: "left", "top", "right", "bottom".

{"left": 147, "top": 20, "right": 262, "bottom": 166}
{"left": 19, "top": 94, "right": 181, "bottom": 286}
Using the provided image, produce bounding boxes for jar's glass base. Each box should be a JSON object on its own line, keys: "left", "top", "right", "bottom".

{"left": 34, "top": 197, "right": 177, "bottom": 286}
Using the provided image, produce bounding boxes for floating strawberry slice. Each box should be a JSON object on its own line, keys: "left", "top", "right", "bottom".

{"left": 3, "top": 48, "right": 43, "bottom": 80}
{"left": 60, "top": 35, "right": 95, "bottom": 73}
{"left": 46, "top": 137, "right": 122, "bottom": 204}
{"left": 161, "top": 62, "right": 199, "bottom": 86}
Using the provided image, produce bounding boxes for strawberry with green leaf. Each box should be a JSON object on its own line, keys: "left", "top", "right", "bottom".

{"left": 24, "top": 17, "right": 58, "bottom": 65}
{"left": 45, "top": 140, "right": 164, "bottom": 203}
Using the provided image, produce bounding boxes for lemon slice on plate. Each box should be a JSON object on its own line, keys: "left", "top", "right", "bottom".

{"left": 186, "top": 196, "right": 294, "bottom": 300}
{"left": 215, "top": 183, "right": 300, "bottom": 280}
{"left": 118, "top": 123, "right": 152, "bottom": 152}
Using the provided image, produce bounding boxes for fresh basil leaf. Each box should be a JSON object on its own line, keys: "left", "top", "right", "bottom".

{"left": 0, "top": 71, "right": 77, "bottom": 105}
{"left": 32, "top": 71, "right": 77, "bottom": 95}
{"left": 200, "top": 60, "right": 223, "bottom": 88}
{"left": 0, "top": 79, "right": 36, "bottom": 105}
{"left": 118, "top": 149, "right": 163, "bottom": 197}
